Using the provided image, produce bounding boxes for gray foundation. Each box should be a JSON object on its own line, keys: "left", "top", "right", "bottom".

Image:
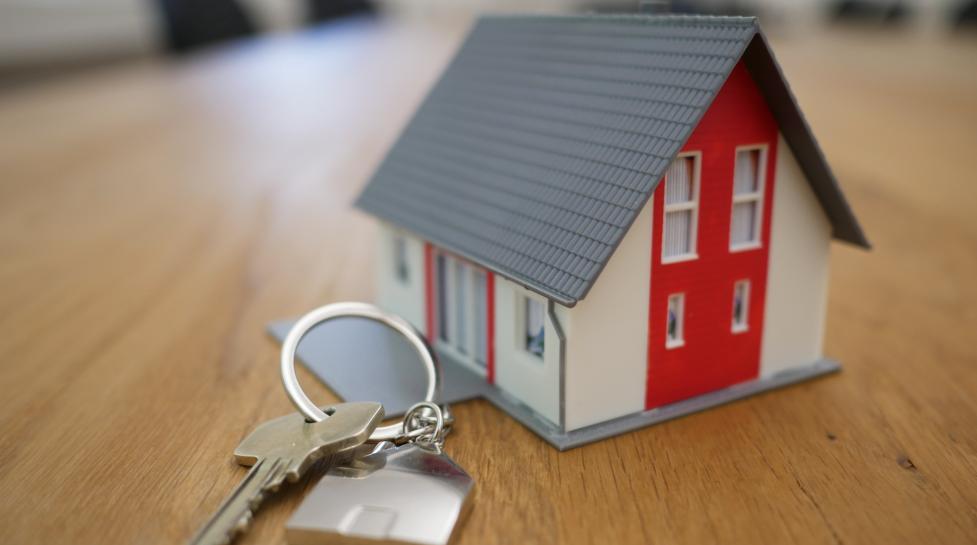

{"left": 479, "top": 358, "right": 840, "bottom": 450}
{"left": 268, "top": 319, "right": 840, "bottom": 450}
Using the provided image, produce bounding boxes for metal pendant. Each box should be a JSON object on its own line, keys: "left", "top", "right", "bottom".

{"left": 286, "top": 442, "right": 474, "bottom": 545}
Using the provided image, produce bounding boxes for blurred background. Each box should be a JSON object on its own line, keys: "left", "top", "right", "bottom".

{"left": 2, "top": 0, "right": 976, "bottom": 90}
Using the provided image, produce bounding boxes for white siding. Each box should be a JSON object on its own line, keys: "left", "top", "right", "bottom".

{"left": 375, "top": 223, "right": 426, "bottom": 333}
{"left": 493, "top": 277, "right": 564, "bottom": 425}
{"left": 760, "top": 134, "right": 832, "bottom": 376}
{"left": 562, "top": 202, "right": 653, "bottom": 431}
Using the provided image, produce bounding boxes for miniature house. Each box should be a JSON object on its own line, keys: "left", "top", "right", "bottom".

{"left": 355, "top": 15, "right": 868, "bottom": 443}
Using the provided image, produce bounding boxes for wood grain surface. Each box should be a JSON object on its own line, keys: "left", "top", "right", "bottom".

{"left": 1, "top": 17, "right": 976, "bottom": 545}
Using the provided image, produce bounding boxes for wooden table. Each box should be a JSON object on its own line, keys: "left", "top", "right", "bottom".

{"left": 1, "top": 16, "right": 976, "bottom": 545}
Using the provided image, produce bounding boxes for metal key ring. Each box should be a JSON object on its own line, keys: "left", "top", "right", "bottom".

{"left": 280, "top": 301, "right": 441, "bottom": 442}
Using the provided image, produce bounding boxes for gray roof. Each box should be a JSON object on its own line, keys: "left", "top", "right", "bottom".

{"left": 356, "top": 14, "right": 869, "bottom": 306}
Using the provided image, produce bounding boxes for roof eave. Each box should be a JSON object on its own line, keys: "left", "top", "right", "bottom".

{"left": 744, "top": 31, "right": 871, "bottom": 249}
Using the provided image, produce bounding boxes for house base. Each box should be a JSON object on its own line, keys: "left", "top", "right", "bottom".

{"left": 268, "top": 318, "right": 840, "bottom": 450}
{"left": 486, "top": 358, "right": 841, "bottom": 450}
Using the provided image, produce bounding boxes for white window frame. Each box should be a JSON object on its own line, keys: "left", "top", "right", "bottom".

{"left": 519, "top": 293, "right": 546, "bottom": 361}
{"left": 661, "top": 152, "right": 702, "bottom": 264}
{"left": 732, "top": 279, "right": 751, "bottom": 333}
{"left": 665, "top": 293, "right": 685, "bottom": 349}
{"left": 729, "top": 144, "right": 768, "bottom": 252}
{"left": 434, "top": 250, "right": 488, "bottom": 375}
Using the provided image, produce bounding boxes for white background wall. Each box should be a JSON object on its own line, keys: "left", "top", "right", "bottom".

{"left": 0, "top": 1, "right": 156, "bottom": 69}
{"left": 379, "top": 0, "right": 959, "bottom": 32}
{"left": 0, "top": 0, "right": 306, "bottom": 70}
{"left": 0, "top": 0, "right": 962, "bottom": 70}
{"left": 760, "top": 134, "right": 832, "bottom": 376}
{"left": 563, "top": 202, "right": 652, "bottom": 431}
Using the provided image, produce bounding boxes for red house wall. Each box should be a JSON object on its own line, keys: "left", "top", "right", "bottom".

{"left": 645, "top": 62, "right": 779, "bottom": 409}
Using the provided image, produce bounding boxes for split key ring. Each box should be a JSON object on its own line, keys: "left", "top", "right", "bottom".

{"left": 279, "top": 301, "right": 443, "bottom": 443}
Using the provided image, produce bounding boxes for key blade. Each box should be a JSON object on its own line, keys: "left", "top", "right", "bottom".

{"left": 188, "top": 457, "right": 285, "bottom": 545}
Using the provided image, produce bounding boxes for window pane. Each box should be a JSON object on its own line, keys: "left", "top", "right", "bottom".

{"left": 664, "top": 209, "right": 692, "bottom": 258}
{"left": 665, "top": 156, "right": 693, "bottom": 204}
{"left": 734, "top": 149, "right": 760, "bottom": 195}
{"left": 525, "top": 297, "right": 545, "bottom": 358}
{"left": 667, "top": 308, "right": 678, "bottom": 340}
{"left": 453, "top": 260, "right": 467, "bottom": 353}
{"left": 473, "top": 270, "right": 487, "bottom": 367}
{"left": 436, "top": 254, "right": 448, "bottom": 342}
{"left": 394, "top": 236, "right": 408, "bottom": 282}
{"left": 733, "top": 289, "right": 744, "bottom": 323}
{"left": 666, "top": 294, "right": 684, "bottom": 346}
{"left": 731, "top": 201, "right": 758, "bottom": 246}
{"left": 732, "top": 280, "right": 750, "bottom": 331}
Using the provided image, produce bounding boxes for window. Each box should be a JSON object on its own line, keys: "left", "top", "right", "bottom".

{"left": 730, "top": 147, "right": 766, "bottom": 249}
{"left": 666, "top": 294, "right": 685, "bottom": 348}
{"left": 524, "top": 296, "right": 545, "bottom": 358}
{"left": 662, "top": 154, "right": 699, "bottom": 262}
{"left": 732, "top": 280, "right": 750, "bottom": 333}
{"left": 393, "top": 235, "right": 409, "bottom": 283}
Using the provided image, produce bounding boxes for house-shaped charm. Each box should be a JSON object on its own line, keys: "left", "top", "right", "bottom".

{"left": 351, "top": 14, "right": 868, "bottom": 448}
{"left": 286, "top": 443, "right": 474, "bottom": 545}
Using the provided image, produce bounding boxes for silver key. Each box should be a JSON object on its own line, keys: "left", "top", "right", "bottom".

{"left": 188, "top": 401, "right": 384, "bottom": 545}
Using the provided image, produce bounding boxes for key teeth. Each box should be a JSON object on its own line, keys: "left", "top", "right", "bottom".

{"left": 218, "top": 512, "right": 253, "bottom": 545}
{"left": 194, "top": 405, "right": 385, "bottom": 545}
{"left": 235, "top": 511, "right": 253, "bottom": 533}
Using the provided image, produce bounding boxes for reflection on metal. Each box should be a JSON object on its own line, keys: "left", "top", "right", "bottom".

{"left": 287, "top": 443, "right": 474, "bottom": 545}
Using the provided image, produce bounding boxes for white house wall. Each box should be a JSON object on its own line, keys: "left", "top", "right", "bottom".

{"left": 760, "top": 134, "right": 832, "bottom": 376}
{"left": 493, "top": 277, "right": 564, "bottom": 426}
{"left": 375, "top": 223, "right": 426, "bottom": 333}
{"left": 563, "top": 202, "right": 653, "bottom": 431}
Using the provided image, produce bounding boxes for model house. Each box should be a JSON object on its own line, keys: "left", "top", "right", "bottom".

{"left": 355, "top": 14, "right": 868, "bottom": 443}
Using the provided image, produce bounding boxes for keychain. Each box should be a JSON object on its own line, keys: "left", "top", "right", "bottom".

{"left": 188, "top": 302, "right": 472, "bottom": 545}
{"left": 279, "top": 302, "right": 474, "bottom": 545}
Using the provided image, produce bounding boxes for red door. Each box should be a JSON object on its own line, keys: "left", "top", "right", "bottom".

{"left": 645, "top": 63, "right": 779, "bottom": 409}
